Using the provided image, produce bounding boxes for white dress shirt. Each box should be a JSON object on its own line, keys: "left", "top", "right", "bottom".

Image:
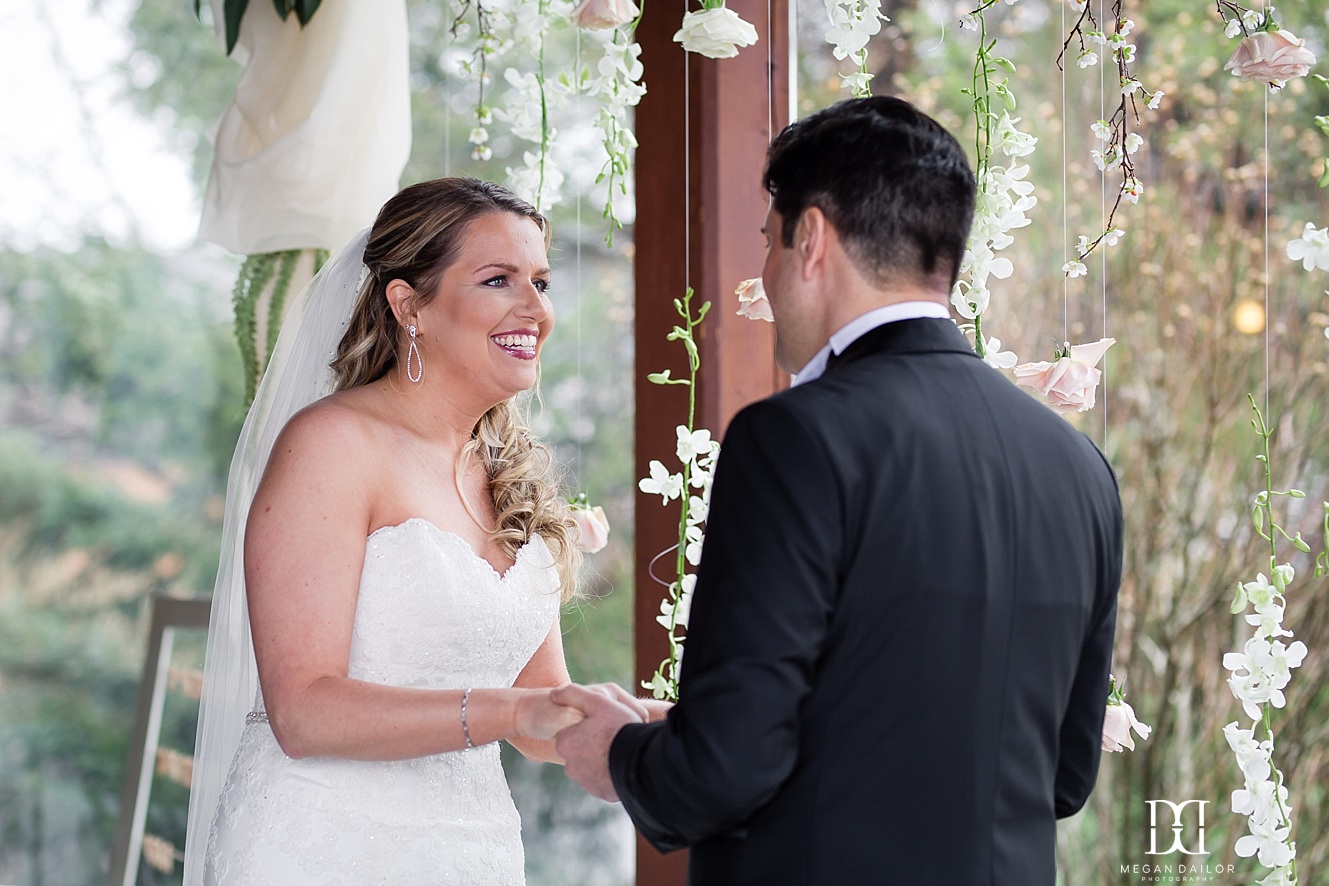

{"left": 791, "top": 301, "right": 953, "bottom": 386}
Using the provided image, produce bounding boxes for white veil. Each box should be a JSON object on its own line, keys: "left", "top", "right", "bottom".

{"left": 184, "top": 229, "right": 371, "bottom": 884}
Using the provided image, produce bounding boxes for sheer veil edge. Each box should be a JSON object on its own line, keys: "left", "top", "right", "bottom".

{"left": 183, "top": 229, "right": 371, "bottom": 884}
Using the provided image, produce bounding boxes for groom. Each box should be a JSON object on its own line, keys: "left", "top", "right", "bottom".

{"left": 554, "top": 96, "right": 1123, "bottom": 884}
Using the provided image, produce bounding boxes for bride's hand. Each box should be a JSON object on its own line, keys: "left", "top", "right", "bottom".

{"left": 514, "top": 689, "right": 586, "bottom": 740}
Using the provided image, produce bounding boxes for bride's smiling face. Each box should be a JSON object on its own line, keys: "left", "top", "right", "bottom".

{"left": 410, "top": 211, "right": 554, "bottom": 403}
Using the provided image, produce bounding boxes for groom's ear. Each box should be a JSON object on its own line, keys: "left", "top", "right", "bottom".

{"left": 794, "top": 207, "right": 829, "bottom": 282}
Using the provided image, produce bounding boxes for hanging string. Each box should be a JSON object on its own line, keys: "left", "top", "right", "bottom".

{"left": 1098, "top": 0, "right": 1109, "bottom": 442}
{"left": 766, "top": 0, "right": 773, "bottom": 143}
{"left": 576, "top": 27, "right": 584, "bottom": 473}
{"left": 684, "top": 0, "right": 692, "bottom": 294}
{"left": 1061, "top": 0, "right": 1069, "bottom": 347}
{"left": 1263, "top": 81, "right": 1270, "bottom": 419}
{"left": 444, "top": 31, "right": 452, "bottom": 179}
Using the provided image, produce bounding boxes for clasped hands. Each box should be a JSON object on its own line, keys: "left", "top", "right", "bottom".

{"left": 516, "top": 683, "right": 656, "bottom": 801}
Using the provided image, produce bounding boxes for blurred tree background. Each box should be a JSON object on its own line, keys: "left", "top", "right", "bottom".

{"left": 3, "top": 0, "right": 1329, "bottom": 884}
{"left": 1, "top": 0, "right": 636, "bottom": 883}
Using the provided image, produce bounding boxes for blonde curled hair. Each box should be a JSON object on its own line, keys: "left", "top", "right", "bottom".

{"left": 330, "top": 177, "right": 581, "bottom": 600}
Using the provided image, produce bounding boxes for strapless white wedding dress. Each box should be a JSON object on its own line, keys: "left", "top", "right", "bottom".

{"left": 203, "top": 519, "right": 561, "bottom": 885}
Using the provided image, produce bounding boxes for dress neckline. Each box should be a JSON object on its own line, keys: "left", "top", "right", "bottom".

{"left": 367, "top": 517, "right": 543, "bottom": 583}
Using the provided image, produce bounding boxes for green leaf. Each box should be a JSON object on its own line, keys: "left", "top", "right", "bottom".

{"left": 223, "top": 0, "right": 249, "bottom": 55}
{"left": 297, "top": 0, "right": 322, "bottom": 26}
{"left": 1319, "top": 166, "right": 1329, "bottom": 189}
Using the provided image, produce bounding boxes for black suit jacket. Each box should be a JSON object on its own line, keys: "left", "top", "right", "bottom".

{"left": 610, "top": 318, "right": 1123, "bottom": 885}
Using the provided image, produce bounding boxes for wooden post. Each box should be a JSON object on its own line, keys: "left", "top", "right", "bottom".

{"left": 632, "top": 0, "right": 790, "bottom": 882}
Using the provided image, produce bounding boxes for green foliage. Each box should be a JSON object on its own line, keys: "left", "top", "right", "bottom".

{"left": 198, "top": 0, "right": 326, "bottom": 56}
{"left": 231, "top": 249, "right": 316, "bottom": 406}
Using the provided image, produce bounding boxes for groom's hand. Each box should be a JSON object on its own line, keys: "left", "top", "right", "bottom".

{"left": 552, "top": 683, "right": 647, "bottom": 802}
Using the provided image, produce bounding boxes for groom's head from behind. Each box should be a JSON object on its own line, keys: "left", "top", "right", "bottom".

{"left": 760, "top": 96, "right": 976, "bottom": 373}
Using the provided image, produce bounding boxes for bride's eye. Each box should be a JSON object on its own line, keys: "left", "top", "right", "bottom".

{"left": 482, "top": 275, "right": 508, "bottom": 288}
{"left": 533, "top": 279, "right": 551, "bottom": 294}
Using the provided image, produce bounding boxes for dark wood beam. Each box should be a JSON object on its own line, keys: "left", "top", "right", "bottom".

{"left": 631, "top": 0, "right": 790, "bottom": 881}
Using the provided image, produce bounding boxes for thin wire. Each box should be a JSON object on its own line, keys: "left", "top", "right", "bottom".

{"left": 767, "top": 0, "right": 773, "bottom": 143}
{"left": 576, "top": 27, "right": 584, "bottom": 473}
{"left": 684, "top": 1, "right": 691, "bottom": 293}
{"left": 444, "top": 23, "right": 452, "bottom": 179}
{"left": 1264, "top": 85, "right": 1270, "bottom": 419}
{"left": 1061, "top": 0, "right": 1069, "bottom": 346}
{"left": 1098, "top": 0, "right": 1108, "bottom": 442}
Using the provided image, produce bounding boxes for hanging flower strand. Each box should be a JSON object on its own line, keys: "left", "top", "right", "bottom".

{"left": 638, "top": 288, "right": 720, "bottom": 701}
{"left": 955, "top": 0, "right": 1037, "bottom": 365}
{"left": 1223, "top": 397, "right": 1323, "bottom": 885}
{"left": 824, "top": 0, "right": 888, "bottom": 97}
{"left": 569, "top": 5, "right": 645, "bottom": 245}
{"left": 451, "top": 0, "right": 504, "bottom": 162}
{"left": 1058, "top": 0, "right": 1163, "bottom": 269}
{"left": 499, "top": 0, "right": 574, "bottom": 212}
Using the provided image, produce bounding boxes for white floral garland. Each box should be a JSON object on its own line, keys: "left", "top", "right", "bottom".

{"left": 1222, "top": 399, "right": 1318, "bottom": 884}
{"left": 575, "top": 26, "right": 645, "bottom": 244}
{"left": 638, "top": 289, "right": 718, "bottom": 701}
{"left": 824, "top": 0, "right": 888, "bottom": 97}
{"left": 1058, "top": 0, "right": 1162, "bottom": 268}
{"left": 954, "top": 1, "right": 1038, "bottom": 370}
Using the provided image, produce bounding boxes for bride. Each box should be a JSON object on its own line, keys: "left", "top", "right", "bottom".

{"left": 184, "top": 177, "right": 646, "bottom": 884}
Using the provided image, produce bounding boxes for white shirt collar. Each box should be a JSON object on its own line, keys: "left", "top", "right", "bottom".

{"left": 791, "top": 301, "right": 952, "bottom": 386}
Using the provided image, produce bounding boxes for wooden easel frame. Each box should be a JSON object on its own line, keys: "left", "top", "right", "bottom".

{"left": 108, "top": 595, "right": 211, "bottom": 886}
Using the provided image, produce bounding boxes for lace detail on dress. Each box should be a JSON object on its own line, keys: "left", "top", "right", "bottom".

{"left": 203, "top": 520, "right": 561, "bottom": 885}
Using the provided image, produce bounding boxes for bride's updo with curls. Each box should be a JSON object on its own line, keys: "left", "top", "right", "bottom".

{"left": 330, "top": 177, "right": 581, "bottom": 600}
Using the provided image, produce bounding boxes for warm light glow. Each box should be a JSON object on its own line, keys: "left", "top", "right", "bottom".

{"left": 1233, "top": 300, "right": 1266, "bottom": 335}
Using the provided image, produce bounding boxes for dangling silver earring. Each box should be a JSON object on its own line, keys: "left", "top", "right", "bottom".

{"left": 405, "top": 324, "right": 424, "bottom": 383}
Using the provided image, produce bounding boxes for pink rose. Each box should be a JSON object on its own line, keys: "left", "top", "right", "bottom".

{"left": 735, "top": 277, "right": 773, "bottom": 322}
{"left": 1102, "top": 700, "right": 1151, "bottom": 752}
{"left": 1013, "top": 338, "right": 1115, "bottom": 415}
{"left": 1224, "top": 30, "right": 1317, "bottom": 85}
{"left": 572, "top": 0, "right": 639, "bottom": 30}
{"left": 571, "top": 505, "right": 610, "bottom": 553}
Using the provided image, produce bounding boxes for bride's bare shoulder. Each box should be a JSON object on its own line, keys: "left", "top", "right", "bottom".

{"left": 268, "top": 387, "right": 392, "bottom": 472}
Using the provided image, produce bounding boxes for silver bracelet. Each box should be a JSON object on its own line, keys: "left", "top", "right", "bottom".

{"left": 460, "top": 688, "right": 476, "bottom": 749}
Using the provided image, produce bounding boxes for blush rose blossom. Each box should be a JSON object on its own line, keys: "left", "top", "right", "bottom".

{"left": 1102, "top": 699, "right": 1152, "bottom": 752}
{"left": 1013, "top": 338, "right": 1116, "bottom": 415}
{"left": 570, "top": 504, "right": 611, "bottom": 553}
{"left": 734, "top": 277, "right": 773, "bottom": 322}
{"left": 572, "top": 0, "right": 639, "bottom": 31}
{"left": 673, "top": 5, "right": 759, "bottom": 59}
{"left": 1224, "top": 29, "right": 1317, "bottom": 86}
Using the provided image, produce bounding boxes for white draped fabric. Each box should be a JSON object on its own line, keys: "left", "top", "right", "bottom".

{"left": 198, "top": 0, "right": 412, "bottom": 254}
